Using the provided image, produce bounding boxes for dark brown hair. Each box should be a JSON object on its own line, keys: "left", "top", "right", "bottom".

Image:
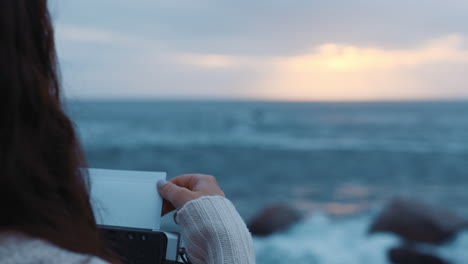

{"left": 0, "top": 1, "right": 117, "bottom": 262}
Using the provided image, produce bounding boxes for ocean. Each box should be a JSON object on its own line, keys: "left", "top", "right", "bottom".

{"left": 67, "top": 100, "right": 468, "bottom": 264}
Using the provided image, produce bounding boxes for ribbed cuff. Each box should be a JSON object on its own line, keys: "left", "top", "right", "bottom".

{"left": 176, "top": 196, "right": 256, "bottom": 264}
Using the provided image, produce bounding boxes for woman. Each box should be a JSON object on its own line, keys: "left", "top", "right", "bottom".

{"left": 0, "top": 1, "right": 255, "bottom": 263}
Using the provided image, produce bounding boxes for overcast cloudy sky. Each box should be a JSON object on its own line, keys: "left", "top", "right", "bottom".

{"left": 51, "top": 0, "right": 468, "bottom": 101}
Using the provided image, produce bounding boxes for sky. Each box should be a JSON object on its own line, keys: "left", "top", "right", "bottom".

{"left": 51, "top": 0, "right": 468, "bottom": 101}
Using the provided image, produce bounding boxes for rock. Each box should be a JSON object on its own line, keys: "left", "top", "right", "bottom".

{"left": 369, "top": 197, "right": 467, "bottom": 244}
{"left": 388, "top": 246, "right": 449, "bottom": 264}
{"left": 248, "top": 204, "right": 304, "bottom": 236}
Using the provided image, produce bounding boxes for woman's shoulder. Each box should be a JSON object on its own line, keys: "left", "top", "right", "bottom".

{"left": 0, "top": 231, "right": 108, "bottom": 264}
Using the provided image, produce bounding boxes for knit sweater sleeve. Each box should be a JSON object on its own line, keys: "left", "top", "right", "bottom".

{"left": 176, "top": 196, "right": 256, "bottom": 264}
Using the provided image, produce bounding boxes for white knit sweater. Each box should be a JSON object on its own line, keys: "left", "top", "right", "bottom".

{"left": 0, "top": 196, "right": 255, "bottom": 264}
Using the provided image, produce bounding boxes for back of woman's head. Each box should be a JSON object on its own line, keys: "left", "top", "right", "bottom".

{"left": 0, "top": 1, "right": 116, "bottom": 261}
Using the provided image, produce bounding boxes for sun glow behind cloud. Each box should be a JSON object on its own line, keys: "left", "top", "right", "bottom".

{"left": 53, "top": 0, "right": 468, "bottom": 101}
{"left": 284, "top": 35, "right": 467, "bottom": 72}
{"left": 174, "top": 34, "right": 468, "bottom": 101}
{"left": 57, "top": 24, "right": 468, "bottom": 101}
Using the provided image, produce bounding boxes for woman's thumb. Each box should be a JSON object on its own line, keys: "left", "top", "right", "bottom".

{"left": 157, "top": 180, "right": 193, "bottom": 208}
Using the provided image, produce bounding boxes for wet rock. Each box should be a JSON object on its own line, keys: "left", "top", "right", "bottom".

{"left": 370, "top": 197, "right": 467, "bottom": 244}
{"left": 388, "top": 246, "right": 448, "bottom": 264}
{"left": 248, "top": 204, "right": 304, "bottom": 236}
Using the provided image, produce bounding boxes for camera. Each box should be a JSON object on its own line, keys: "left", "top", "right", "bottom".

{"left": 99, "top": 225, "right": 187, "bottom": 264}
{"left": 88, "top": 169, "right": 189, "bottom": 264}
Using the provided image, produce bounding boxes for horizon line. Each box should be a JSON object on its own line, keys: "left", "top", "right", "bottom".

{"left": 65, "top": 96, "right": 468, "bottom": 104}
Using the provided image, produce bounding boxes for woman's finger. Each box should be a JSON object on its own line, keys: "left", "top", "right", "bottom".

{"left": 158, "top": 180, "right": 197, "bottom": 209}
{"left": 169, "top": 174, "right": 211, "bottom": 189}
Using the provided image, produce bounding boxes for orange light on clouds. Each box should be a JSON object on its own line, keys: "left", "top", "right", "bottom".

{"left": 176, "top": 34, "right": 468, "bottom": 101}
{"left": 175, "top": 53, "right": 236, "bottom": 68}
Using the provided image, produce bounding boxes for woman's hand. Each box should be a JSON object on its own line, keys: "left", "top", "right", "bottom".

{"left": 157, "top": 174, "right": 225, "bottom": 216}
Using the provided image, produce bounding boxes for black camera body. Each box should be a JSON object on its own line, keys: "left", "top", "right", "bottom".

{"left": 100, "top": 225, "right": 185, "bottom": 264}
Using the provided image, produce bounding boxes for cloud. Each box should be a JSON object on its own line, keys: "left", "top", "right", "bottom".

{"left": 52, "top": 0, "right": 468, "bottom": 100}
{"left": 56, "top": 25, "right": 257, "bottom": 99}
{"left": 55, "top": 24, "right": 164, "bottom": 50}
{"left": 281, "top": 34, "right": 468, "bottom": 72}
{"left": 175, "top": 34, "right": 468, "bottom": 71}
{"left": 263, "top": 34, "right": 468, "bottom": 101}
{"left": 51, "top": 0, "right": 468, "bottom": 57}
{"left": 56, "top": 24, "right": 468, "bottom": 101}
{"left": 56, "top": 25, "right": 127, "bottom": 44}
{"left": 172, "top": 34, "right": 468, "bottom": 101}
{"left": 174, "top": 53, "right": 265, "bottom": 69}
{"left": 174, "top": 53, "right": 236, "bottom": 68}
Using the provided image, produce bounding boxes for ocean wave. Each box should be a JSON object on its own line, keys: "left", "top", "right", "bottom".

{"left": 76, "top": 123, "right": 468, "bottom": 154}
{"left": 254, "top": 213, "right": 468, "bottom": 264}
